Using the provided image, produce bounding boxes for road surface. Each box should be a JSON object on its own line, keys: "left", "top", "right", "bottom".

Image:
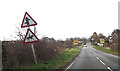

{"left": 66, "top": 43, "right": 120, "bottom": 71}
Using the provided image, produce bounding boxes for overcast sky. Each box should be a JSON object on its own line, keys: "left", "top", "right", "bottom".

{"left": 0, "top": 0, "right": 119, "bottom": 40}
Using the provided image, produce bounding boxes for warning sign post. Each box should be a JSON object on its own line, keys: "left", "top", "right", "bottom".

{"left": 21, "top": 12, "right": 39, "bottom": 64}
{"left": 31, "top": 43, "right": 38, "bottom": 64}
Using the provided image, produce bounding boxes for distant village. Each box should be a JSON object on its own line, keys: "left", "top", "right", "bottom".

{"left": 89, "top": 29, "right": 120, "bottom": 52}
{"left": 39, "top": 29, "right": 120, "bottom": 48}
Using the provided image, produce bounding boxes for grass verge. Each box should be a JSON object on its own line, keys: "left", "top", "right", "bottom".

{"left": 93, "top": 46, "right": 120, "bottom": 56}
{"left": 18, "top": 45, "right": 84, "bottom": 70}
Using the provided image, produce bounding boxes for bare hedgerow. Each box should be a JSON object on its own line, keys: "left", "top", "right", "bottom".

{"left": 110, "top": 43, "right": 118, "bottom": 52}
{"left": 2, "top": 41, "right": 34, "bottom": 69}
{"left": 2, "top": 39, "right": 69, "bottom": 69}
{"left": 33, "top": 40, "right": 59, "bottom": 62}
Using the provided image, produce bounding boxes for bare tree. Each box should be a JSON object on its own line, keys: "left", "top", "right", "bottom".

{"left": 15, "top": 24, "right": 26, "bottom": 40}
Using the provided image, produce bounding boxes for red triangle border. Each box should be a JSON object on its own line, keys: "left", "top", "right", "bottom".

{"left": 23, "top": 28, "right": 39, "bottom": 44}
{"left": 21, "top": 12, "right": 37, "bottom": 28}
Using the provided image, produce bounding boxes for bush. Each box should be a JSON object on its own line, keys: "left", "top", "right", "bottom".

{"left": 2, "top": 41, "right": 34, "bottom": 69}
{"left": 2, "top": 39, "right": 70, "bottom": 69}
{"left": 33, "top": 41, "right": 59, "bottom": 62}
{"left": 110, "top": 43, "right": 118, "bottom": 51}
{"left": 104, "top": 43, "right": 109, "bottom": 47}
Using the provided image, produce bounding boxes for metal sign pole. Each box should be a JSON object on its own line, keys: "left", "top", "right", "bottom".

{"left": 31, "top": 43, "right": 37, "bottom": 64}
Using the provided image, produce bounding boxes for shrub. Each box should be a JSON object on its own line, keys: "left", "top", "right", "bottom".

{"left": 2, "top": 41, "right": 34, "bottom": 69}
{"left": 110, "top": 43, "right": 118, "bottom": 51}
{"left": 2, "top": 39, "right": 70, "bottom": 69}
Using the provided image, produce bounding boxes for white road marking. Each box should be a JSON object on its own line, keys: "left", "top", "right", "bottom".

{"left": 99, "top": 60, "right": 106, "bottom": 66}
{"left": 96, "top": 57, "right": 99, "bottom": 60}
{"left": 107, "top": 67, "right": 113, "bottom": 71}
{"left": 66, "top": 62, "right": 74, "bottom": 70}
{"left": 95, "top": 56, "right": 113, "bottom": 71}
{"left": 65, "top": 57, "right": 78, "bottom": 71}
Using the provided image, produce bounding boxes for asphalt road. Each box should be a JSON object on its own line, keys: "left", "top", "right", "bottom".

{"left": 66, "top": 43, "right": 120, "bottom": 71}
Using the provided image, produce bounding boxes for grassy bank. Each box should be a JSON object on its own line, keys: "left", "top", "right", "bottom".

{"left": 93, "top": 46, "right": 119, "bottom": 56}
{"left": 19, "top": 45, "right": 84, "bottom": 70}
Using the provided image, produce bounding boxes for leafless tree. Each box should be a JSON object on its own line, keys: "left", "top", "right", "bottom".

{"left": 15, "top": 24, "right": 26, "bottom": 40}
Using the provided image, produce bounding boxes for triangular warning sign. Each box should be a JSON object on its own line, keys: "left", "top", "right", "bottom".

{"left": 24, "top": 28, "right": 39, "bottom": 43}
{"left": 21, "top": 12, "right": 37, "bottom": 28}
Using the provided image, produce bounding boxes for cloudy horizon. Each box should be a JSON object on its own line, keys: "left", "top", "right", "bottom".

{"left": 0, "top": 0, "right": 119, "bottom": 41}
